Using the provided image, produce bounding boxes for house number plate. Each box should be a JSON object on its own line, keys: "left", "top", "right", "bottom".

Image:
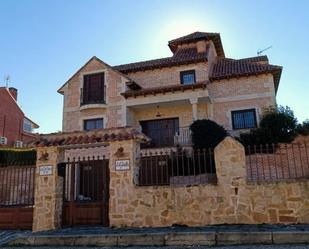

{"left": 115, "top": 160, "right": 130, "bottom": 171}
{"left": 39, "top": 165, "right": 53, "bottom": 176}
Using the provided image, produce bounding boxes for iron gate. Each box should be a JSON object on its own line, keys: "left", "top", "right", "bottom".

{"left": 61, "top": 157, "right": 109, "bottom": 226}
{"left": 0, "top": 165, "right": 35, "bottom": 229}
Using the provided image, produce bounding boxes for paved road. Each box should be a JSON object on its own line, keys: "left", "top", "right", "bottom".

{"left": 1, "top": 245, "right": 309, "bottom": 249}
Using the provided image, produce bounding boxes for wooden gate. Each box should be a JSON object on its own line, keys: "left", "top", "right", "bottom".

{"left": 62, "top": 158, "right": 109, "bottom": 226}
{"left": 0, "top": 165, "right": 35, "bottom": 229}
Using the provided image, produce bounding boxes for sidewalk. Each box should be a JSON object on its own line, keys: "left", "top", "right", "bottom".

{"left": 2, "top": 224, "right": 309, "bottom": 247}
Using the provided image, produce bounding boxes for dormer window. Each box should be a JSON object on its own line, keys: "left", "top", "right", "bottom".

{"left": 81, "top": 72, "right": 105, "bottom": 105}
{"left": 180, "top": 70, "right": 196, "bottom": 85}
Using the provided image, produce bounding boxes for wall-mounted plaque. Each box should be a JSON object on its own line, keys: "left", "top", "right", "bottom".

{"left": 39, "top": 165, "right": 53, "bottom": 176}
{"left": 115, "top": 160, "right": 130, "bottom": 171}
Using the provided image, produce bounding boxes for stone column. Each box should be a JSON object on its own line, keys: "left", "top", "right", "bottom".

{"left": 32, "top": 146, "right": 64, "bottom": 232}
{"left": 190, "top": 98, "right": 198, "bottom": 121}
{"left": 108, "top": 139, "right": 140, "bottom": 227}
{"left": 207, "top": 102, "right": 214, "bottom": 120}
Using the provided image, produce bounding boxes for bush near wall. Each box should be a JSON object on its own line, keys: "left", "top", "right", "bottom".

{"left": 239, "top": 105, "right": 298, "bottom": 146}
{"left": 190, "top": 119, "right": 228, "bottom": 149}
{"left": 0, "top": 148, "right": 36, "bottom": 166}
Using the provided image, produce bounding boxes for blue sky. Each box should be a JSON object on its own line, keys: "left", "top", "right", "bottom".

{"left": 0, "top": 0, "right": 308, "bottom": 133}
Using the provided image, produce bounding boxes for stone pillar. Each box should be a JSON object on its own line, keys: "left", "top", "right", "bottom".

{"left": 32, "top": 146, "right": 64, "bottom": 232}
{"left": 108, "top": 139, "right": 140, "bottom": 227}
{"left": 207, "top": 102, "right": 214, "bottom": 120}
{"left": 190, "top": 98, "right": 198, "bottom": 121}
{"left": 214, "top": 136, "right": 246, "bottom": 184}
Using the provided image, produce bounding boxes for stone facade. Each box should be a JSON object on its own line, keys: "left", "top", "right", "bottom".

{"left": 32, "top": 146, "right": 64, "bottom": 232}
{"left": 108, "top": 137, "right": 309, "bottom": 227}
{"left": 31, "top": 136, "right": 309, "bottom": 231}
{"left": 58, "top": 35, "right": 278, "bottom": 136}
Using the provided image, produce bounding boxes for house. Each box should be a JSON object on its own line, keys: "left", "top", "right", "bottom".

{"left": 0, "top": 87, "right": 39, "bottom": 147}
{"left": 58, "top": 31, "right": 282, "bottom": 148}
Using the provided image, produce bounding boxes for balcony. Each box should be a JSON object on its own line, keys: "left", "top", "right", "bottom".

{"left": 141, "top": 126, "right": 192, "bottom": 149}
{"left": 79, "top": 87, "right": 107, "bottom": 111}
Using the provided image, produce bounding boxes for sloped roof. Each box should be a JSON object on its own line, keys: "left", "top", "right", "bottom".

{"left": 168, "top": 31, "right": 225, "bottom": 57}
{"left": 57, "top": 56, "right": 140, "bottom": 94}
{"left": 113, "top": 47, "right": 209, "bottom": 73}
{"left": 122, "top": 81, "right": 208, "bottom": 98}
{"left": 0, "top": 87, "right": 39, "bottom": 128}
{"left": 32, "top": 127, "right": 149, "bottom": 147}
{"left": 210, "top": 56, "right": 282, "bottom": 92}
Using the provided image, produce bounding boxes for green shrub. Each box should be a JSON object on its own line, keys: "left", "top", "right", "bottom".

{"left": 239, "top": 105, "right": 298, "bottom": 146}
{"left": 190, "top": 119, "right": 228, "bottom": 149}
{"left": 297, "top": 119, "right": 309, "bottom": 136}
{"left": 0, "top": 148, "right": 36, "bottom": 166}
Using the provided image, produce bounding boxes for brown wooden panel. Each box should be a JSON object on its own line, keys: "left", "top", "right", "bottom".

{"left": 0, "top": 207, "right": 33, "bottom": 229}
{"left": 62, "top": 159, "right": 109, "bottom": 227}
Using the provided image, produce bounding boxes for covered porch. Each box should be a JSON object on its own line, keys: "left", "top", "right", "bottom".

{"left": 124, "top": 88, "right": 213, "bottom": 148}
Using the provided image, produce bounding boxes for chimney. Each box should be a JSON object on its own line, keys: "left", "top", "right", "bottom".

{"left": 9, "top": 87, "right": 18, "bottom": 101}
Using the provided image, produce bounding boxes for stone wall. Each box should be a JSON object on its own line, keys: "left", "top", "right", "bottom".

{"left": 32, "top": 146, "right": 64, "bottom": 232}
{"left": 127, "top": 62, "right": 208, "bottom": 89}
{"left": 109, "top": 137, "right": 309, "bottom": 227}
{"left": 61, "top": 57, "right": 126, "bottom": 132}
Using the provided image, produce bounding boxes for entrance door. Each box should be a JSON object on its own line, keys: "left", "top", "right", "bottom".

{"left": 62, "top": 159, "right": 109, "bottom": 226}
{"left": 140, "top": 118, "right": 179, "bottom": 148}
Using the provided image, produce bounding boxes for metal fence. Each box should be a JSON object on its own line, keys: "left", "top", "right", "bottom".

{"left": 246, "top": 143, "right": 309, "bottom": 181}
{"left": 0, "top": 165, "right": 35, "bottom": 206}
{"left": 139, "top": 148, "right": 216, "bottom": 186}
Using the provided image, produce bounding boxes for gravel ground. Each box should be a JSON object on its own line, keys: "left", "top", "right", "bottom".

{"left": 1, "top": 245, "right": 309, "bottom": 249}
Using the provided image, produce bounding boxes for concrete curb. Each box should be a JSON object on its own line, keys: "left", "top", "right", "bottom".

{"left": 6, "top": 231, "right": 309, "bottom": 246}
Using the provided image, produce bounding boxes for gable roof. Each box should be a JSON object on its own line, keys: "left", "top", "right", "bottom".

{"left": 113, "top": 47, "right": 209, "bottom": 73}
{"left": 210, "top": 56, "right": 282, "bottom": 92}
{"left": 0, "top": 87, "right": 39, "bottom": 128}
{"left": 168, "top": 31, "right": 225, "bottom": 57}
{"left": 57, "top": 56, "right": 139, "bottom": 94}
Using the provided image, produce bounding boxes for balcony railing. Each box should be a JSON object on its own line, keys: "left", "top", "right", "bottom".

{"left": 80, "top": 87, "right": 106, "bottom": 106}
{"left": 141, "top": 126, "right": 192, "bottom": 148}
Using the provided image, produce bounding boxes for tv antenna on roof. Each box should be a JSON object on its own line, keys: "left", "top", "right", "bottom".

{"left": 257, "top": 46, "right": 272, "bottom": 56}
{"left": 4, "top": 75, "right": 10, "bottom": 88}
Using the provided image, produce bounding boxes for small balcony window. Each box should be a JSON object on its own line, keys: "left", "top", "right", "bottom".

{"left": 84, "top": 118, "right": 103, "bottom": 131}
{"left": 180, "top": 70, "right": 196, "bottom": 85}
{"left": 231, "top": 109, "right": 257, "bottom": 130}
{"left": 81, "top": 72, "right": 105, "bottom": 105}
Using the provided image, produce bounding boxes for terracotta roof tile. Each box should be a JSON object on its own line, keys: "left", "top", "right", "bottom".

{"left": 122, "top": 81, "right": 208, "bottom": 98}
{"left": 168, "top": 31, "right": 225, "bottom": 57}
{"left": 31, "top": 127, "right": 149, "bottom": 147}
{"left": 113, "top": 47, "right": 208, "bottom": 73}
{"left": 210, "top": 56, "right": 282, "bottom": 92}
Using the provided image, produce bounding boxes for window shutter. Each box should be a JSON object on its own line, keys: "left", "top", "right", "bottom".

{"left": 82, "top": 73, "right": 105, "bottom": 105}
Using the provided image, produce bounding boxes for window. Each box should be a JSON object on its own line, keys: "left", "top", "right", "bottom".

{"left": 81, "top": 72, "right": 105, "bottom": 105}
{"left": 231, "top": 109, "right": 257, "bottom": 130}
{"left": 140, "top": 118, "right": 179, "bottom": 148}
{"left": 84, "top": 118, "right": 103, "bottom": 131}
{"left": 23, "top": 118, "right": 33, "bottom": 133}
{"left": 180, "top": 70, "right": 196, "bottom": 85}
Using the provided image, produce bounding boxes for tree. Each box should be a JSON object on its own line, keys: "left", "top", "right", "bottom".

{"left": 239, "top": 105, "right": 298, "bottom": 145}
{"left": 190, "top": 119, "right": 228, "bottom": 149}
{"left": 297, "top": 119, "right": 309, "bottom": 136}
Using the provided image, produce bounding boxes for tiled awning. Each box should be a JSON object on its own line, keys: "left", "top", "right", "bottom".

{"left": 31, "top": 127, "right": 150, "bottom": 147}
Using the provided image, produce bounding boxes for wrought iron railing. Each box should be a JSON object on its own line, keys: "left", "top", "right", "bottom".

{"left": 246, "top": 143, "right": 309, "bottom": 181}
{"left": 139, "top": 148, "right": 216, "bottom": 186}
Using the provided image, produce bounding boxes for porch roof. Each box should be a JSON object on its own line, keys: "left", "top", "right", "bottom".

{"left": 121, "top": 81, "right": 208, "bottom": 98}
{"left": 31, "top": 127, "right": 150, "bottom": 147}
